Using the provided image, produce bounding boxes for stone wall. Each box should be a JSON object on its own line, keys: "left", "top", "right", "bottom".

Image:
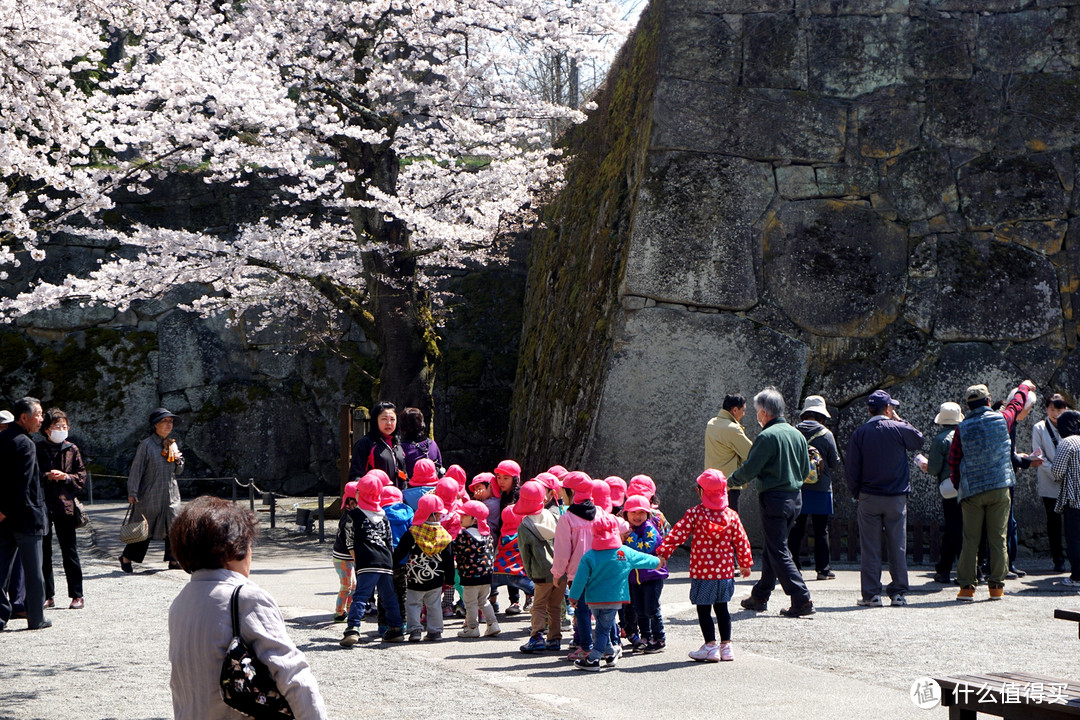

{"left": 512, "top": 0, "right": 1080, "bottom": 554}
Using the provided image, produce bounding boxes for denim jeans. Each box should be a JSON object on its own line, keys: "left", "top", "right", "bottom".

{"left": 628, "top": 580, "right": 664, "bottom": 642}
{"left": 575, "top": 599, "right": 593, "bottom": 650}
{"left": 489, "top": 573, "right": 534, "bottom": 597}
{"left": 588, "top": 607, "right": 619, "bottom": 661}
{"left": 348, "top": 571, "right": 401, "bottom": 629}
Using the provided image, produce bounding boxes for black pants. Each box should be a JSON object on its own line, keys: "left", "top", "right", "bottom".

{"left": 788, "top": 514, "right": 831, "bottom": 574}
{"left": 697, "top": 603, "right": 731, "bottom": 643}
{"left": 43, "top": 513, "right": 83, "bottom": 599}
{"left": 124, "top": 535, "right": 174, "bottom": 564}
{"left": 1045, "top": 497, "right": 1065, "bottom": 564}
{"left": 936, "top": 497, "right": 963, "bottom": 576}
{"left": 751, "top": 490, "right": 810, "bottom": 607}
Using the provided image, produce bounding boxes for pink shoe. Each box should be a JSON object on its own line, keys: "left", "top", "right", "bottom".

{"left": 566, "top": 647, "right": 589, "bottom": 662}
{"left": 719, "top": 642, "right": 734, "bottom": 661}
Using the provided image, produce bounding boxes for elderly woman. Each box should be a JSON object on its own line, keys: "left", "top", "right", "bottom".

{"left": 168, "top": 496, "right": 327, "bottom": 719}
{"left": 37, "top": 407, "right": 87, "bottom": 609}
{"left": 120, "top": 407, "right": 184, "bottom": 573}
{"left": 1052, "top": 410, "right": 1080, "bottom": 588}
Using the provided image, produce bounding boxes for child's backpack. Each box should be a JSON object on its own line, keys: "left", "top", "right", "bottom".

{"left": 803, "top": 428, "right": 828, "bottom": 485}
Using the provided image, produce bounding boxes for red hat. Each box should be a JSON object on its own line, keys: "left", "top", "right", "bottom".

{"left": 412, "top": 493, "right": 446, "bottom": 526}
{"left": 514, "top": 481, "right": 546, "bottom": 517}
{"left": 410, "top": 458, "right": 439, "bottom": 487}
{"left": 445, "top": 464, "right": 467, "bottom": 487}
{"left": 356, "top": 474, "right": 383, "bottom": 512}
{"left": 622, "top": 494, "right": 651, "bottom": 514}
{"left": 495, "top": 459, "right": 521, "bottom": 478}
{"left": 469, "top": 472, "right": 495, "bottom": 490}
{"left": 369, "top": 469, "right": 392, "bottom": 487}
{"left": 500, "top": 504, "right": 523, "bottom": 535}
{"left": 534, "top": 472, "right": 561, "bottom": 491}
{"left": 592, "top": 480, "right": 612, "bottom": 513}
{"left": 435, "top": 478, "right": 460, "bottom": 506}
{"left": 697, "top": 469, "right": 729, "bottom": 512}
{"left": 460, "top": 500, "right": 490, "bottom": 536}
{"left": 605, "top": 476, "right": 627, "bottom": 506}
{"left": 591, "top": 514, "right": 624, "bottom": 551}
{"left": 564, "top": 471, "right": 594, "bottom": 502}
{"left": 626, "top": 475, "right": 655, "bottom": 498}
{"left": 379, "top": 485, "right": 403, "bottom": 507}
{"left": 342, "top": 481, "right": 360, "bottom": 505}
{"left": 547, "top": 465, "right": 569, "bottom": 479}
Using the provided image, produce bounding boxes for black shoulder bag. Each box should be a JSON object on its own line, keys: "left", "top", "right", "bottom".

{"left": 220, "top": 584, "right": 295, "bottom": 718}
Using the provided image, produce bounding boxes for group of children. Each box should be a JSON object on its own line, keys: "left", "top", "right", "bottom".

{"left": 333, "top": 461, "right": 755, "bottom": 669}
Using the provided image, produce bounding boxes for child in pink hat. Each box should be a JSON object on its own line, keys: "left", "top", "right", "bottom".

{"left": 489, "top": 504, "right": 535, "bottom": 617}
{"left": 656, "top": 470, "right": 753, "bottom": 663}
{"left": 453, "top": 501, "right": 500, "bottom": 638}
{"left": 380, "top": 484, "right": 414, "bottom": 631}
{"left": 402, "top": 458, "right": 439, "bottom": 512}
{"left": 331, "top": 481, "right": 361, "bottom": 622}
{"left": 627, "top": 474, "right": 670, "bottom": 532}
{"left": 592, "top": 479, "right": 613, "bottom": 514}
{"left": 488, "top": 461, "right": 525, "bottom": 613}
{"left": 434, "top": 477, "right": 463, "bottom": 619}
{"left": 605, "top": 476, "right": 627, "bottom": 513}
{"left": 514, "top": 481, "right": 563, "bottom": 653}
{"left": 392, "top": 494, "right": 454, "bottom": 642}
{"left": 621, "top": 495, "right": 668, "bottom": 653}
{"left": 568, "top": 514, "right": 661, "bottom": 671}
{"left": 553, "top": 471, "right": 598, "bottom": 660}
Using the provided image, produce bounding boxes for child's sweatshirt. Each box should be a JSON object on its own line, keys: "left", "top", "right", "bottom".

{"left": 655, "top": 504, "right": 753, "bottom": 580}
{"left": 332, "top": 512, "right": 353, "bottom": 562}
{"left": 383, "top": 502, "right": 414, "bottom": 549}
{"left": 345, "top": 507, "right": 395, "bottom": 574}
{"left": 551, "top": 501, "right": 595, "bottom": 581}
{"left": 568, "top": 546, "right": 660, "bottom": 605}
{"left": 624, "top": 517, "right": 669, "bottom": 584}
{"left": 392, "top": 520, "right": 455, "bottom": 591}
{"left": 518, "top": 508, "right": 558, "bottom": 583}
{"left": 452, "top": 528, "right": 493, "bottom": 586}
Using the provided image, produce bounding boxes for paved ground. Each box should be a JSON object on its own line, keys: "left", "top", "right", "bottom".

{"left": 4, "top": 500, "right": 1080, "bottom": 719}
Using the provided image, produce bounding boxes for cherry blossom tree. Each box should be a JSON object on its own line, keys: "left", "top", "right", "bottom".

{"left": 0, "top": 0, "right": 627, "bottom": 414}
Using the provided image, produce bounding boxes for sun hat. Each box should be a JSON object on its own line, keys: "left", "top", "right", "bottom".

{"left": 591, "top": 514, "right": 624, "bottom": 551}
{"left": 626, "top": 475, "right": 656, "bottom": 499}
{"left": 368, "top": 469, "right": 392, "bottom": 487}
{"left": 435, "top": 478, "right": 460, "bottom": 507}
{"left": 513, "top": 481, "right": 547, "bottom": 517}
{"left": 965, "top": 384, "right": 990, "bottom": 402}
{"left": 460, "top": 500, "right": 490, "bottom": 536}
{"left": 605, "top": 476, "right": 627, "bottom": 506}
{"left": 696, "top": 469, "right": 729, "bottom": 512}
{"left": 533, "top": 472, "right": 561, "bottom": 491}
{"left": 564, "top": 472, "right": 594, "bottom": 502}
{"left": 622, "top": 495, "right": 652, "bottom": 514}
{"left": 547, "top": 465, "right": 569, "bottom": 479}
{"left": 500, "top": 505, "right": 523, "bottom": 535}
{"left": 342, "top": 481, "right": 360, "bottom": 505}
{"left": 412, "top": 493, "right": 446, "bottom": 526}
{"left": 495, "top": 459, "right": 521, "bottom": 478}
{"left": 934, "top": 402, "right": 964, "bottom": 426}
{"left": 800, "top": 395, "right": 831, "bottom": 419}
{"left": 355, "top": 474, "right": 383, "bottom": 512}
{"left": 148, "top": 407, "right": 177, "bottom": 425}
{"left": 410, "top": 458, "right": 439, "bottom": 487}
{"left": 469, "top": 472, "right": 494, "bottom": 490}
{"left": 379, "top": 485, "right": 403, "bottom": 507}
{"left": 444, "top": 464, "right": 467, "bottom": 487}
{"left": 0, "top": 410, "right": 15, "bottom": 424}
{"left": 592, "top": 480, "right": 613, "bottom": 513}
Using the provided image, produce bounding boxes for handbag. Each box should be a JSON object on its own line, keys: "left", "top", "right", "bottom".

{"left": 118, "top": 504, "right": 148, "bottom": 544}
{"left": 220, "top": 584, "right": 295, "bottom": 719}
{"left": 72, "top": 498, "right": 90, "bottom": 529}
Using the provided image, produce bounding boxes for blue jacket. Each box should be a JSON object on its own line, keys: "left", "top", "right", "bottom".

{"left": 568, "top": 545, "right": 660, "bottom": 605}
{"left": 956, "top": 407, "right": 1014, "bottom": 499}
{"left": 383, "top": 502, "right": 414, "bottom": 567}
{"left": 845, "top": 415, "right": 924, "bottom": 497}
{"left": 402, "top": 485, "right": 434, "bottom": 512}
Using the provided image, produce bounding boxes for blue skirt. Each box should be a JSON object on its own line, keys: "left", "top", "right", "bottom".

{"left": 689, "top": 578, "right": 734, "bottom": 605}
{"left": 800, "top": 489, "right": 833, "bottom": 516}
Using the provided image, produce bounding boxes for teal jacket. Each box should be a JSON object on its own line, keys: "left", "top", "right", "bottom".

{"left": 729, "top": 417, "right": 809, "bottom": 493}
{"left": 568, "top": 545, "right": 661, "bottom": 605}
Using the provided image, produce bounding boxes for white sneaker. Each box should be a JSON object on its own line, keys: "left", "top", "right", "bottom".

{"left": 457, "top": 627, "right": 480, "bottom": 638}
{"left": 689, "top": 643, "right": 720, "bottom": 662}
{"left": 890, "top": 594, "right": 908, "bottom": 606}
{"left": 484, "top": 623, "right": 501, "bottom": 637}
{"left": 856, "top": 595, "right": 883, "bottom": 607}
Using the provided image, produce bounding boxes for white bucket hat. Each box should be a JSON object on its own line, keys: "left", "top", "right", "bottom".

{"left": 934, "top": 402, "right": 964, "bottom": 426}
{"left": 800, "top": 395, "right": 830, "bottom": 419}
{"left": 0, "top": 410, "right": 13, "bottom": 424}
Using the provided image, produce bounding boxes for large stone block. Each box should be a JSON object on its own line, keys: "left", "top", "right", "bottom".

{"left": 807, "top": 15, "right": 907, "bottom": 98}
{"left": 157, "top": 310, "right": 251, "bottom": 393}
{"left": 975, "top": 9, "right": 1057, "bottom": 73}
{"left": 924, "top": 76, "right": 1002, "bottom": 151}
{"left": 652, "top": 79, "right": 847, "bottom": 163}
{"left": 884, "top": 148, "right": 959, "bottom": 222}
{"left": 856, "top": 84, "right": 924, "bottom": 159}
{"left": 958, "top": 153, "right": 1069, "bottom": 229}
{"left": 622, "top": 152, "right": 774, "bottom": 309}
{"left": 658, "top": 12, "right": 740, "bottom": 85}
{"left": 933, "top": 234, "right": 1060, "bottom": 341}
{"left": 904, "top": 16, "right": 974, "bottom": 80}
{"left": 1008, "top": 73, "right": 1080, "bottom": 152}
{"left": 798, "top": 0, "right": 911, "bottom": 14}
{"left": 582, "top": 306, "right": 809, "bottom": 523}
{"left": 763, "top": 200, "right": 909, "bottom": 337}
{"left": 994, "top": 220, "right": 1068, "bottom": 255}
{"left": 742, "top": 13, "right": 805, "bottom": 90}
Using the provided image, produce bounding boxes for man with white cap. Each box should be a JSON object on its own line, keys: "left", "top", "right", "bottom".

{"left": 846, "top": 390, "right": 924, "bottom": 607}
{"left": 790, "top": 396, "right": 841, "bottom": 581}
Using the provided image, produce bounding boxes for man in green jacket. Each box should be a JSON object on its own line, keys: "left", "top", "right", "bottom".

{"left": 729, "top": 387, "right": 814, "bottom": 617}
{"left": 705, "top": 394, "right": 753, "bottom": 512}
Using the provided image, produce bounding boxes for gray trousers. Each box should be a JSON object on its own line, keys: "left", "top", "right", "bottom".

{"left": 406, "top": 587, "right": 443, "bottom": 634}
{"left": 857, "top": 494, "right": 909, "bottom": 599}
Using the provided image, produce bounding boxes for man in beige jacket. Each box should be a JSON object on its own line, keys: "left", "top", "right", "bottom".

{"left": 705, "top": 394, "right": 753, "bottom": 512}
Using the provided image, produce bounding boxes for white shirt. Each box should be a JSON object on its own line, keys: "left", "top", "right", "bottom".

{"left": 168, "top": 568, "right": 327, "bottom": 720}
{"left": 1033, "top": 419, "right": 1061, "bottom": 498}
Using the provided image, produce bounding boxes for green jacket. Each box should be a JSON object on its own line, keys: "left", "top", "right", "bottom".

{"left": 729, "top": 417, "right": 809, "bottom": 493}
{"left": 517, "top": 509, "right": 557, "bottom": 582}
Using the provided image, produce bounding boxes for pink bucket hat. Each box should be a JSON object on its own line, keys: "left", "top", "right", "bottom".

{"left": 460, "top": 500, "right": 490, "bottom": 536}
{"left": 697, "top": 469, "right": 729, "bottom": 512}
{"left": 435, "top": 477, "right": 460, "bottom": 507}
{"left": 533, "top": 472, "right": 561, "bottom": 491}
{"left": 626, "top": 475, "right": 655, "bottom": 499}
{"left": 368, "top": 469, "right": 391, "bottom": 487}
{"left": 445, "top": 464, "right": 467, "bottom": 487}
{"left": 379, "top": 485, "right": 403, "bottom": 507}
{"left": 514, "top": 481, "right": 546, "bottom": 517}
{"left": 495, "top": 459, "right": 521, "bottom": 478}
{"left": 500, "top": 504, "right": 523, "bottom": 535}
{"left": 469, "top": 472, "right": 495, "bottom": 490}
{"left": 622, "top": 494, "right": 651, "bottom": 514}
{"left": 412, "top": 493, "right": 446, "bottom": 526}
{"left": 410, "top": 458, "right": 439, "bottom": 487}
{"left": 563, "top": 471, "right": 593, "bottom": 502}
{"left": 592, "top": 480, "right": 613, "bottom": 513}
{"left": 342, "top": 480, "right": 360, "bottom": 505}
{"left": 547, "top": 465, "right": 569, "bottom": 479}
{"left": 605, "top": 476, "right": 627, "bottom": 506}
{"left": 356, "top": 474, "right": 383, "bottom": 512}
{"left": 591, "top": 514, "right": 624, "bottom": 551}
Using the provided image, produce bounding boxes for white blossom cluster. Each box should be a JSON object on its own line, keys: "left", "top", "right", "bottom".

{"left": 0, "top": 0, "right": 627, "bottom": 327}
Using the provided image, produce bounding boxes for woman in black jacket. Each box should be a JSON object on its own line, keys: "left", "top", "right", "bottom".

{"left": 349, "top": 401, "right": 407, "bottom": 489}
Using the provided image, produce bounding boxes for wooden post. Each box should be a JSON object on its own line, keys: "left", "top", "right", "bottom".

{"left": 270, "top": 495, "right": 276, "bottom": 529}
{"left": 318, "top": 493, "right": 325, "bottom": 543}
{"left": 339, "top": 404, "right": 353, "bottom": 499}
{"left": 249, "top": 481, "right": 255, "bottom": 512}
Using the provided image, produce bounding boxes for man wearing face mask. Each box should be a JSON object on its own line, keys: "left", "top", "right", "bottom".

{"left": 37, "top": 408, "right": 87, "bottom": 609}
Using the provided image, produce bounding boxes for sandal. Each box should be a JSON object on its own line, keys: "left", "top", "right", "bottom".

{"left": 119, "top": 555, "right": 133, "bottom": 574}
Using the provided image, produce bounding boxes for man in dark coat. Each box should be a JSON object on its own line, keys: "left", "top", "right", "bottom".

{"left": 0, "top": 396, "right": 50, "bottom": 630}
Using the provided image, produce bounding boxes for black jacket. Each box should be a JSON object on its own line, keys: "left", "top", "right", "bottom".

{"left": 0, "top": 425, "right": 47, "bottom": 536}
{"left": 346, "top": 508, "right": 395, "bottom": 574}
{"left": 349, "top": 434, "right": 406, "bottom": 488}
